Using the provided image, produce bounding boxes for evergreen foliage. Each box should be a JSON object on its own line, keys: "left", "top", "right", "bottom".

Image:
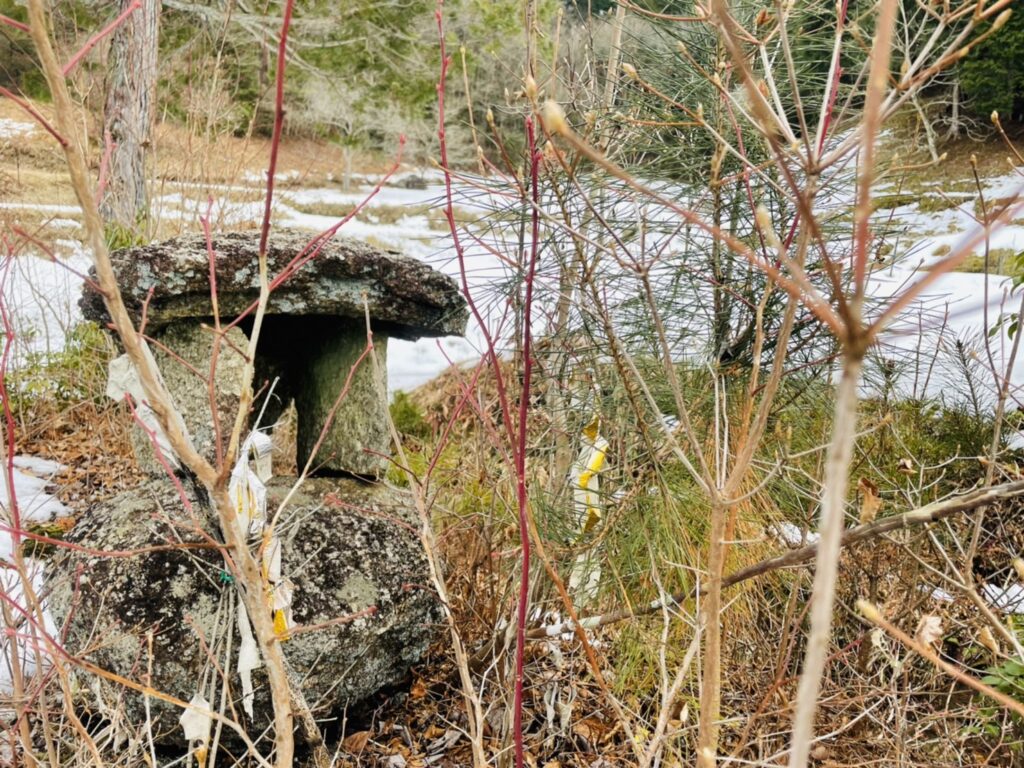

{"left": 959, "top": 7, "right": 1024, "bottom": 123}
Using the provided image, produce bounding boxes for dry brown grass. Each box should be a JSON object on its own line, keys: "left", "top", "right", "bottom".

{"left": 0, "top": 97, "right": 398, "bottom": 225}
{"left": 878, "top": 112, "right": 1022, "bottom": 193}
{"left": 150, "top": 119, "right": 387, "bottom": 187}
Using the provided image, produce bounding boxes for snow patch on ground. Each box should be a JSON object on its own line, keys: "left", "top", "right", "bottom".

{"left": 0, "top": 119, "right": 35, "bottom": 139}
{"left": 770, "top": 521, "right": 821, "bottom": 547}
{"left": 2, "top": 243, "right": 92, "bottom": 364}
{"left": 47, "top": 218, "right": 81, "bottom": 230}
{"left": 0, "top": 467, "right": 69, "bottom": 545}
{"left": 875, "top": 171, "right": 1024, "bottom": 270}
{"left": 11, "top": 457, "right": 63, "bottom": 476}
{"left": 0, "top": 202, "right": 83, "bottom": 215}
{"left": 866, "top": 264, "right": 1024, "bottom": 404}
{"left": 981, "top": 171, "right": 1024, "bottom": 200}
{"left": 982, "top": 582, "right": 1024, "bottom": 614}
{"left": 0, "top": 458, "right": 68, "bottom": 697}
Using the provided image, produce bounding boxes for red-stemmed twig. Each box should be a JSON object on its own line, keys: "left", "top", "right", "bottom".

{"left": 256, "top": 0, "right": 294, "bottom": 258}
{"left": 0, "top": 253, "right": 24, "bottom": 548}
{"left": 0, "top": 86, "right": 68, "bottom": 147}
{"left": 0, "top": 13, "right": 28, "bottom": 32}
{"left": 436, "top": 6, "right": 517, "bottom": 445}
{"left": 510, "top": 116, "right": 542, "bottom": 768}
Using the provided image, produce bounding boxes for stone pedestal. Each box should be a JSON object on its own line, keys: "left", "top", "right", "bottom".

{"left": 296, "top": 331, "right": 389, "bottom": 477}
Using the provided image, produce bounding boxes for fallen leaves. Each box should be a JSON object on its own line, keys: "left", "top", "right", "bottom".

{"left": 342, "top": 730, "right": 371, "bottom": 755}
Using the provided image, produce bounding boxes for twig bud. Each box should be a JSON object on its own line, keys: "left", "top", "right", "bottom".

{"left": 542, "top": 100, "right": 568, "bottom": 135}
{"left": 525, "top": 75, "right": 538, "bottom": 102}
{"left": 1013, "top": 557, "right": 1024, "bottom": 582}
{"left": 992, "top": 9, "right": 1013, "bottom": 33}
{"left": 992, "top": 110, "right": 1001, "bottom": 126}
{"left": 857, "top": 599, "right": 882, "bottom": 623}
{"left": 621, "top": 62, "right": 638, "bottom": 80}
{"left": 676, "top": 41, "right": 688, "bottom": 57}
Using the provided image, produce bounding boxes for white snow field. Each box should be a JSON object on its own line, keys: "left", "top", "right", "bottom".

{"left": 3, "top": 166, "right": 1021, "bottom": 396}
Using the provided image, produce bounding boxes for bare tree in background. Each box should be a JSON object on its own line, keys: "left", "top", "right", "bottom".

{"left": 100, "top": 0, "right": 160, "bottom": 235}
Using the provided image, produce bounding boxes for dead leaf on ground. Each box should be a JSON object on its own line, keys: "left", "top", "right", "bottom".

{"left": 572, "top": 717, "right": 610, "bottom": 745}
{"left": 342, "top": 730, "right": 371, "bottom": 754}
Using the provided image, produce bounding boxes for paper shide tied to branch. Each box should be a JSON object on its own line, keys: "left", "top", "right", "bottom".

{"left": 568, "top": 415, "right": 609, "bottom": 609}
{"left": 109, "top": 353, "right": 296, "bottom": 725}
{"left": 106, "top": 345, "right": 185, "bottom": 468}
{"left": 179, "top": 692, "right": 213, "bottom": 752}
{"left": 227, "top": 431, "right": 295, "bottom": 719}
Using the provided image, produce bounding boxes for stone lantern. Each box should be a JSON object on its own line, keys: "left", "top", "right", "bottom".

{"left": 51, "top": 231, "right": 468, "bottom": 742}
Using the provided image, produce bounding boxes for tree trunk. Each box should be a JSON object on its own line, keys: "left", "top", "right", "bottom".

{"left": 100, "top": 0, "right": 160, "bottom": 235}
{"left": 946, "top": 81, "right": 963, "bottom": 140}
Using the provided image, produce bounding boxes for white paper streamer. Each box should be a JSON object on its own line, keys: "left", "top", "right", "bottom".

{"left": 236, "top": 596, "right": 261, "bottom": 720}
{"left": 106, "top": 352, "right": 182, "bottom": 468}
{"left": 228, "top": 433, "right": 273, "bottom": 536}
{"left": 179, "top": 692, "right": 213, "bottom": 744}
{"left": 568, "top": 419, "right": 609, "bottom": 608}
{"left": 230, "top": 430, "right": 295, "bottom": 721}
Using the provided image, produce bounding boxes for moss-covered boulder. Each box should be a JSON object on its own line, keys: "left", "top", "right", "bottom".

{"left": 48, "top": 476, "right": 439, "bottom": 744}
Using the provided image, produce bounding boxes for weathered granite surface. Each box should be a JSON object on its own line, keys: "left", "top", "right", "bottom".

{"left": 294, "top": 331, "right": 390, "bottom": 476}
{"left": 129, "top": 322, "right": 248, "bottom": 475}
{"left": 80, "top": 230, "right": 467, "bottom": 339}
{"left": 48, "top": 477, "right": 439, "bottom": 744}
